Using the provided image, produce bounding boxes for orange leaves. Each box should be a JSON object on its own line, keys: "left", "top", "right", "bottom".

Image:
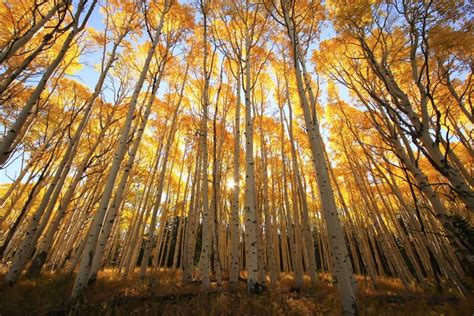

{"left": 0, "top": 0, "right": 59, "bottom": 48}
{"left": 87, "top": 27, "right": 107, "bottom": 47}
{"left": 163, "top": 2, "right": 195, "bottom": 35}
{"left": 430, "top": 24, "right": 474, "bottom": 62}
{"left": 98, "top": 0, "right": 142, "bottom": 40}
{"left": 327, "top": 0, "right": 378, "bottom": 31}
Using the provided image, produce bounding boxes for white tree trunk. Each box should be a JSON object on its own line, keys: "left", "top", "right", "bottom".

{"left": 229, "top": 70, "right": 242, "bottom": 289}
{"left": 243, "top": 40, "right": 259, "bottom": 293}
{"left": 281, "top": 7, "right": 358, "bottom": 313}
{"left": 70, "top": 3, "right": 170, "bottom": 299}
{"left": 0, "top": 1, "right": 66, "bottom": 63}
{"left": 0, "top": 0, "right": 97, "bottom": 166}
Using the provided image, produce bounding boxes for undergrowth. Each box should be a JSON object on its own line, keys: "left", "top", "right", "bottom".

{"left": 0, "top": 269, "right": 472, "bottom": 315}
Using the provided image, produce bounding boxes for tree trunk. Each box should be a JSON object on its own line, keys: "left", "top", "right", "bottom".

{"left": 70, "top": 2, "right": 170, "bottom": 299}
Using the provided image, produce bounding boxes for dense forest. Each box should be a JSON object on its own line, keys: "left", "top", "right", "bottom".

{"left": 0, "top": 0, "right": 473, "bottom": 314}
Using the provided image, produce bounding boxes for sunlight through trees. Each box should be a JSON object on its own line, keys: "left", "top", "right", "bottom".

{"left": 0, "top": 1, "right": 472, "bottom": 314}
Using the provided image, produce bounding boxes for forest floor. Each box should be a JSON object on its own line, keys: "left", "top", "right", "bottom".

{"left": 0, "top": 269, "right": 472, "bottom": 315}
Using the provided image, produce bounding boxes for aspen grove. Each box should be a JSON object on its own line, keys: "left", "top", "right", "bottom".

{"left": 0, "top": 0, "right": 473, "bottom": 315}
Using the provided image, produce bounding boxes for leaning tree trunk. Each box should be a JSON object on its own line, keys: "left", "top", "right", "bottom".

{"left": 198, "top": 2, "right": 212, "bottom": 290}
{"left": 0, "top": 0, "right": 97, "bottom": 166}
{"left": 70, "top": 2, "right": 170, "bottom": 299}
{"left": 25, "top": 33, "right": 125, "bottom": 279}
{"left": 88, "top": 53, "right": 171, "bottom": 285}
{"left": 285, "top": 95, "right": 317, "bottom": 287}
{"left": 281, "top": 8, "right": 358, "bottom": 313}
{"left": 139, "top": 101, "right": 180, "bottom": 278}
{"left": 0, "top": 1, "right": 66, "bottom": 64}
{"left": 4, "top": 107, "right": 87, "bottom": 284}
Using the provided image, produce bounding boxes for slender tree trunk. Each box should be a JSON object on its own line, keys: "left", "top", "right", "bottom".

{"left": 139, "top": 105, "right": 180, "bottom": 278}
{"left": 281, "top": 8, "right": 358, "bottom": 313}
{"left": 229, "top": 70, "right": 242, "bottom": 289}
{"left": 88, "top": 53, "right": 171, "bottom": 284}
{"left": 182, "top": 149, "right": 201, "bottom": 283}
{"left": 284, "top": 99, "right": 317, "bottom": 287}
{"left": 0, "top": 1, "right": 66, "bottom": 63}
{"left": 198, "top": 1, "right": 212, "bottom": 290}
{"left": 0, "top": 0, "right": 97, "bottom": 166}
{"left": 242, "top": 32, "right": 259, "bottom": 293}
{"left": 70, "top": 2, "right": 171, "bottom": 299}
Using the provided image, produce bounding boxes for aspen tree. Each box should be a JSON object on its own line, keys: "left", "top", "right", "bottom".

{"left": 0, "top": 5, "right": 72, "bottom": 97}
{"left": 140, "top": 91, "right": 181, "bottom": 278}
{"left": 0, "top": 1, "right": 68, "bottom": 64}
{"left": 229, "top": 68, "right": 242, "bottom": 288}
{"left": 256, "top": 89, "right": 277, "bottom": 286}
{"left": 89, "top": 48, "right": 174, "bottom": 284}
{"left": 182, "top": 148, "right": 202, "bottom": 283}
{"left": 27, "top": 109, "right": 117, "bottom": 278}
{"left": 197, "top": 0, "right": 212, "bottom": 290}
{"left": 267, "top": 1, "right": 359, "bottom": 313}
{"left": 24, "top": 17, "right": 133, "bottom": 278}
{"left": 4, "top": 100, "right": 88, "bottom": 283}
{"left": 70, "top": 0, "right": 173, "bottom": 300}
{"left": 0, "top": 0, "right": 97, "bottom": 166}
{"left": 283, "top": 77, "right": 317, "bottom": 286}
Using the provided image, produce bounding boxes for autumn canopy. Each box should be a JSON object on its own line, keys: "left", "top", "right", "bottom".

{"left": 0, "top": 0, "right": 472, "bottom": 314}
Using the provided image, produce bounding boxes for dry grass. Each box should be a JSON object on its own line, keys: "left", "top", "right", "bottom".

{"left": 0, "top": 269, "right": 472, "bottom": 315}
